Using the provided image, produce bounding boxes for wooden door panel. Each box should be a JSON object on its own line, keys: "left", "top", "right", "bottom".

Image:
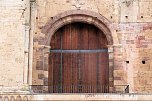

{"left": 49, "top": 52, "right": 61, "bottom": 93}
{"left": 49, "top": 22, "right": 109, "bottom": 93}
{"left": 79, "top": 23, "right": 89, "bottom": 49}
{"left": 51, "top": 29, "right": 61, "bottom": 49}
{"left": 62, "top": 23, "right": 80, "bottom": 50}
{"left": 81, "top": 53, "right": 97, "bottom": 93}
{"left": 98, "top": 52, "right": 109, "bottom": 92}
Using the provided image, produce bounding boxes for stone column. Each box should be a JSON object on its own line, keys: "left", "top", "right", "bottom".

{"left": 23, "top": 25, "right": 30, "bottom": 85}
{"left": 28, "top": 1, "right": 36, "bottom": 92}
{"left": 107, "top": 45, "right": 114, "bottom": 93}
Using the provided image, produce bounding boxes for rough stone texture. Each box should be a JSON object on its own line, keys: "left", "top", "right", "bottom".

{"left": 0, "top": 0, "right": 152, "bottom": 96}
{"left": 113, "top": 23, "right": 152, "bottom": 93}
{"left": 32, "top": 0, "right": 152, "bottom": 94}
{"left": 0, "top": 0, "right": 30, "bottom": 91}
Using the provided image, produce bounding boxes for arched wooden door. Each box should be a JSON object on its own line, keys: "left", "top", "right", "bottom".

{"left": 49, "top": 22, "right": 109, "bottom": 93}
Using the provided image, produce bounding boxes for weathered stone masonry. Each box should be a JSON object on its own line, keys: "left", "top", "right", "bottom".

{"left": 32, "top": 0, "right": 152, "bottom": 93}
{"left": 0, "top": 0, "right": 152, "bottom": 95}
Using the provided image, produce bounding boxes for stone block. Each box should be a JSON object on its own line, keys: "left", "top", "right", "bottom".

{"left": 36, "top": 61, "right": 43, "bottom": 70}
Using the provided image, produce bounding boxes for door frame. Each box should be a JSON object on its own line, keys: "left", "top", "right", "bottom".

{"left": 33, "top": 10, "right": 114, "bottom": 93}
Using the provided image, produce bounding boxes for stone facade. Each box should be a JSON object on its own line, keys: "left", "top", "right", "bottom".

{"left": 0, "top": 0, "right": 30, "bottom": 92}
{"left": 0, "top": 0, "right": 152, "bottom": 98}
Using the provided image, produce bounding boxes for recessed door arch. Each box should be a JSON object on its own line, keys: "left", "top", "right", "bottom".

{"left": 42, "top": 10, "right": 113, "bottom": 46}
{"left": 49, "top": 22, "right": 109, "bottom": 93}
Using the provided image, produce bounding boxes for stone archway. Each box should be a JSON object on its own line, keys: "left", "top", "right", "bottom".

{"left": 42, "top": 10, "right": 113, "bottom": 46}
{"left": 33, "top": 10, "right": 114, "bottom": 93}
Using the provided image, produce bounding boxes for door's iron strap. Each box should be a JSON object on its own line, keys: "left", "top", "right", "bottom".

{"left": 50, "top": 49, "right": 108, "bottom": 53}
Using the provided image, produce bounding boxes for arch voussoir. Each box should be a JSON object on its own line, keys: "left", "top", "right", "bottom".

{"left": 42, "top": 10, "right": 113, "bottom": 46}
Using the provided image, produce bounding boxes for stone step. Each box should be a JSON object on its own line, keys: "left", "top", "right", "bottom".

{"left": 0, "top": 93, "right": 152, "bottom": 101}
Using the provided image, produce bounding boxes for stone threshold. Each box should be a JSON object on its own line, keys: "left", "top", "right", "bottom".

{"left": 1, "top": 93, "right": 152, "bottom": 100}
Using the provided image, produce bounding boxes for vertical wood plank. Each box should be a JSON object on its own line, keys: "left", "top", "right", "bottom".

{"left": 50, "top": 22, "right": 109, "bottom": 93}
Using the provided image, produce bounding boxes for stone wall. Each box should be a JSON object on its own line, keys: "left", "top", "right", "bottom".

{"left": 0, "top": 0, "right": 152, "bottom": 94}
{"left": 113, "top": 23, "right": 152, "bottom": 93}
{"left": 0, "top": 0, "right": 30, "bottom": 91}
{"left": 33, "top": 0, "right": 152, "bottom": 93}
